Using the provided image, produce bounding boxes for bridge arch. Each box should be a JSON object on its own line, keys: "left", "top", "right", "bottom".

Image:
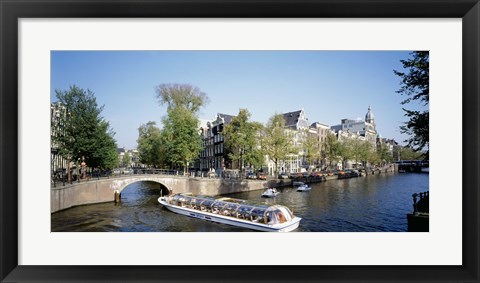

{"left": 104, "top": 174, "right": 189, "bottom": 197}
{"left": 113, "top": 176, "right": 176, "bottom": 195}
{"left": 118, "top": 179, "right": 171, "bottom": 196}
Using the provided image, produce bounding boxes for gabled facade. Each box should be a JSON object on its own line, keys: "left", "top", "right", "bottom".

{"left": 196, "top": 113, "right": 236, "bottom": 177}
{"left": 50, "top": 102, "right": 68, "bottom": 176}
{"left": 266, "top": 109, "right": 311, "bottom": 175}
{"left": 310, "top": 122, "right": 334, "bottom": 169}
{"left": 283, "top": 109, "right": 310, "bottom": 131}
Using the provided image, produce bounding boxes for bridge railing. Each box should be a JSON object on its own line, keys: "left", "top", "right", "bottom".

{"left": 131, "top": 168, "right": 181, "bottom": 176}
{"left": 51, "top": 168, "right": 187, "bottom": 188}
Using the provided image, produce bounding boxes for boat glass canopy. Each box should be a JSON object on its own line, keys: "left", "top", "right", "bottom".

{"left": 166, "top": 194, "right": 294, "bottom": 225}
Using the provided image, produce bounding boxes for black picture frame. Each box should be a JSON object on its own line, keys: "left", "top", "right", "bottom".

{"left": 1, "top": 0, "right": 479, "bottom": 282}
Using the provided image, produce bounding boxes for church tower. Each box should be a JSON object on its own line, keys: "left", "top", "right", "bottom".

{"left": 365, "top": 105, "right": 375, "bottom": 129}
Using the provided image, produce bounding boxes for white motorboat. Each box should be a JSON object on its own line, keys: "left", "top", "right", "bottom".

{"left": 261, "top": 188, "right": 279, "bottom": 198}
{"left": 296, "top": 184, "right": 311, "bottom": 192}
{"left": 292, "top": 181, "right": 305, "bottom": 186}
{"left": 158, "top": 194, "right": 301, "bottom": 232}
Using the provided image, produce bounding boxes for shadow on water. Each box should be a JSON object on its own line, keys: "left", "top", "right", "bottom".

{"left": 51, "top": 173, "right": 428, "bottom": 232}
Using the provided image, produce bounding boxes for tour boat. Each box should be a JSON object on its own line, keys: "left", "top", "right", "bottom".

{"left": 261, "top": 188, "right": 279, "bottom": 198}
{"left": 296, "top": 184, "right": 311, "bottom": 192}
{"left": 158, "top": 193, "right": 301, "bottom": 232}
{"left": 292, "top": 181, "right": 305, "bottom": 186}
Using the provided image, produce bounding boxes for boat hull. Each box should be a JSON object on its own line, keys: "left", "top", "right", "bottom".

{"left": 261, "top": 193, "right": 279, "bottom": 198}
{"left": 159, "top": 198, "right": 300, "bottom": 232}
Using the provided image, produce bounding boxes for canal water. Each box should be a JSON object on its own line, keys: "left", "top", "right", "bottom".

{"left": 51, "top": 173, "right": 428, "bottom": 232}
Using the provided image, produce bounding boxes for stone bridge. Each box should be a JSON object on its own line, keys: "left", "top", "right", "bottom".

{"left": 51, "top": 174, "right": 268, "bottom": 213}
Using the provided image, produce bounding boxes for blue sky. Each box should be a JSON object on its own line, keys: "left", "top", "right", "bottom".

{"left": 51, "top": 51, "right": 427, "bottom": 149}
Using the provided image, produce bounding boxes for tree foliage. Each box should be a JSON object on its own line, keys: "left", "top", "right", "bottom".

{"left": 122, "top": 151, "right": 131, "bottom": 168}
{"left": 137, "top": 121, "right": 166, "bottom": 167}
{"left": 396, "top": 146, "right": 424, "bottom": 161}
{"left": 376, "top": 143, "right": 393, "bottom": 165}
{"left": 152, "top": 83, "right": 209, "bottom": 173}
{"left": 52, "top": 85, "right": 118, "bottom": 170}
{"left": 301, "top": 130, "right": 321, "bottom": 170}
{"left": 162, "top": 107, "right": 203, "bottom": 173}
{"left": 245, "top": 148, "right": 266, "bottom": 171}
{"left": 223, "top": 109, "right": 264, "bottom": 172}
{"left": 337, "top": 139, "right": 353, "bottom": 169}
{"left": 155, "top": 83, "right": 209, "bottom": 113}
{"left": 322, "top": 133, "right": 341, "bottom": 169}
{"left": 92, "top": 121, "right": 119, "bottom": 170}
{"left": 394, "top": 51, "right": 429, "bottom": 159}
{"left": 346, "top": 138, "right": 372, "bottom": 167}
{"left": 262, "top": 114, "right": 295, "bottom": 175}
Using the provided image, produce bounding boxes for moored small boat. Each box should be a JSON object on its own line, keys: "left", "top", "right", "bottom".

{"left": 292, "top": 181, "right": 305, "bottom": 186}
{"left": 296, "top": 184, "right": 311, "bottom": 192}
{"left": 158, "top": 193, "right": 301, "bottom": 232}
{"left": 261, "top": 188, "right": 279, "bottom": 198}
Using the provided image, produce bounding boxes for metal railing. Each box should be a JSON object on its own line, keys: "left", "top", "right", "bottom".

{"left": 51, "top": 168, "right": 186, "bottom": 188}
{"left": 51, "top": 168, "right": 271, "bottom": 188}
{"left": 412, "top": 191, "right": 429, "bottom": 214}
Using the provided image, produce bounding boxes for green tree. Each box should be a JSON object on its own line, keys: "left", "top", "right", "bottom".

{"left": 301, "top": 130, "right": 321, "bottom": 171}
{"left": 162, "top": 107, "right": 203, "bottom": 174}
{"left": 245, "top": 148, "right": 265, "bottom": 171}
{"left": 368, "top": 147, "right": 380, "bottom": 166}
{"left": 347, "top": 138, "right": 372, "bottom": 168}
{"left": 348, "top": 138, "right": 361, "bottom": 167}
{"left": 155, "top": 84, "right": 209, "bottom": 174}
{"left": 53, "top": 85, "right": 118, "bottom": 181}
{"left": 361, "top": 141, "right": 374, "bottom": 166}
{"left": 155, "top": 83, "right": 209, "bottom": 113}
{"left": 396, "top": 146, "right": 424, "bottom": 161}
{"left": 376, "top": 143, "right": 393, "bottom": 166}
{"left": 122, "top": 152, "right": 131, "bottom": 168}
{"left": 92, "top": 121, "right": 119, "bottom": 170}
{"left": 137, "top": 121, "right": 166, "bottom": 167}
{"left": 394, "top": 51, "right": 429, "bottom": 159}
{"left": 262, "top": 114, "right": 295, "bottom": 176}
{"left": 338, "top": 139, "right": 353, "bottom": 169}
{"left": 223, "top": 109, "right": 264, "bottom": 174}
{"left": 323, "top": 132, "right": 341, "bottom": 170}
